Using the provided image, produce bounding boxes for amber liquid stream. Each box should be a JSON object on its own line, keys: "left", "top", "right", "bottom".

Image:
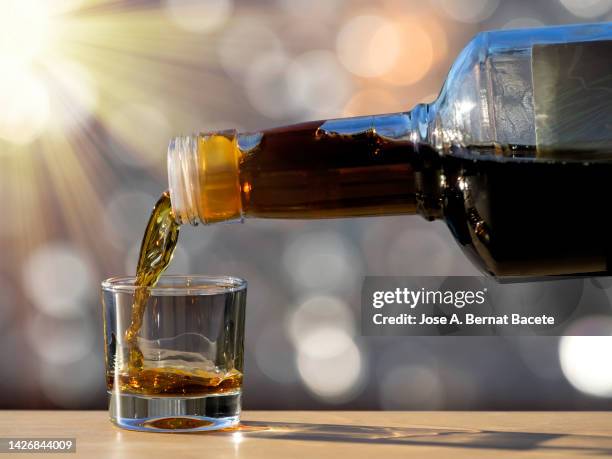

{"left": 115, "top": 192, "right": 241, "bottom": 397}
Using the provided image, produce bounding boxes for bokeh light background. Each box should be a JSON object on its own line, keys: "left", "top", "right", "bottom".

{"left": 1, "top": 0, "right": 612, "bottom": 409}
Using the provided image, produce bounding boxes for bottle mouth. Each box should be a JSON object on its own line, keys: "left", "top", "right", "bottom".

{"left": 167, "top": 131, "right": 243, "bottom": 226}
{"left": 167, "top": 135, "right": 200, "bottom": 225}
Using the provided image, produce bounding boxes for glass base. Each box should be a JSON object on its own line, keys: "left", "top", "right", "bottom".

{"left": 108, "top": 391, "right": 241, "bottom": 432}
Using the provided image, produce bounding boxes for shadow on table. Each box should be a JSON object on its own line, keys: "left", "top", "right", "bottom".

{"left": 211, "top": 420, "right": 612, "bottom": 455}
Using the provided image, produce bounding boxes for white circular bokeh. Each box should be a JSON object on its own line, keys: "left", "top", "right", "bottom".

{"left": 560, "top": 328, "right": 612, "bottom": 397}
{"left": 295, "top": 325, "right": 364, "bottom": 402}
{"left": 22, "top": 242, "right": 94, "bottom": 318}
{"left": 283, "top": 230, "right": 363, "bottom": 295}
{"left": 244, "top": 52, "right": 295, "bottom": 119}
{"left": 288, "top": 295, "right": 355, "bottom": 347}
{"left": 559, "top": 0, "right": 612, "bottom": 18}
{"left": 26, "top": 313, "right": 94, "bottom": 365}
{"left": 286, "top": 50, "right": 352, "bottom": 118}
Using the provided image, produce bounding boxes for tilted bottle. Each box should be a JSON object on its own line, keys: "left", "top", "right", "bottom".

{"left": 167, "top": 22, "right": 612, "bottom": 277}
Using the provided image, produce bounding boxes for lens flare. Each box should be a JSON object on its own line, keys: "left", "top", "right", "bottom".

{"left": 0, "top": 69, "right": 50, "bottom": 144}
{"left": 0, "top": 0, "right": 54, "bottom": 68}
{"left": 0, "top": 0, "right": 246, "bottom": 264}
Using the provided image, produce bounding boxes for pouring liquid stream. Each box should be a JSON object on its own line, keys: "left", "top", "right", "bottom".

{"left": 119, "top": 191, "right": 244, "bottom": 396}
{"left": 124, "top": 191, "right": 180, "bottom": 371}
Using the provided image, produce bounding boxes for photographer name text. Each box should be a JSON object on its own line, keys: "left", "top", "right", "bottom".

{"left": 372, "top": 313, "right": 555, "bottom": 326}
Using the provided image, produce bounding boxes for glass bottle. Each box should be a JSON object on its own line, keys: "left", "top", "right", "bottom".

{"left": 167, "top": 22, "right": 612, "bottom": 277}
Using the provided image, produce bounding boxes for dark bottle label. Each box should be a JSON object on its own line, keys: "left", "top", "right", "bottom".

{"left": 532, "top": 40, "right": 612, "bottom": 157}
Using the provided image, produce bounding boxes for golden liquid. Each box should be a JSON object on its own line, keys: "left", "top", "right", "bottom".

{"left": 124, "top": 191, "right": 180, "bottom": 371}
{"left": 196, "top": 133, "right": 243, "bottom": 223}
{"left": 115, "top": 191, "right": 244, "bottom": 396}
{"left": 109, "top": 367, "right": 243, "bottom": 397}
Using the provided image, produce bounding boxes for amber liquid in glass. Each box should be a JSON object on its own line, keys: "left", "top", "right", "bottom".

{"left": 109, "top": 367, "right": 243, "bottom": 397}
{"left": 110, "top": 192, "right": 242, "bottom": 397}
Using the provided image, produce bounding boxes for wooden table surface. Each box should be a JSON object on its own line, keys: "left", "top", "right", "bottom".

{"left": 2, "top": 411, "right": 612, "bottom": 458}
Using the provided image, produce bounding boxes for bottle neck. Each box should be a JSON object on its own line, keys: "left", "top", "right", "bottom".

{"left": 315, "top": 104, "right": 434, "bottom": 144}
{"left": 167, "top": 106, "right": 442, "bottom": 225}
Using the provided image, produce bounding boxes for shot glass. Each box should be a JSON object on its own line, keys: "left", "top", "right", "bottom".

{"left": 102, "top": 275, "right": 246, "bottom": 432}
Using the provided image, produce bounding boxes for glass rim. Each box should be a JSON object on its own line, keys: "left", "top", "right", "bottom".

{"left": 101, "top": 274, "right": 247, "bottom": 296}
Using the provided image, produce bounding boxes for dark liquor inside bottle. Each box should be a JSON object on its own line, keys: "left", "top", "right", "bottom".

{"left": 237, "top": 121, "right": 424, "bottom": 219}
{"left": 167, "top": 22, "right": 612, "bottom": 277}
{"left": 443, "top": 148, "right": 612, "bottom": 276}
